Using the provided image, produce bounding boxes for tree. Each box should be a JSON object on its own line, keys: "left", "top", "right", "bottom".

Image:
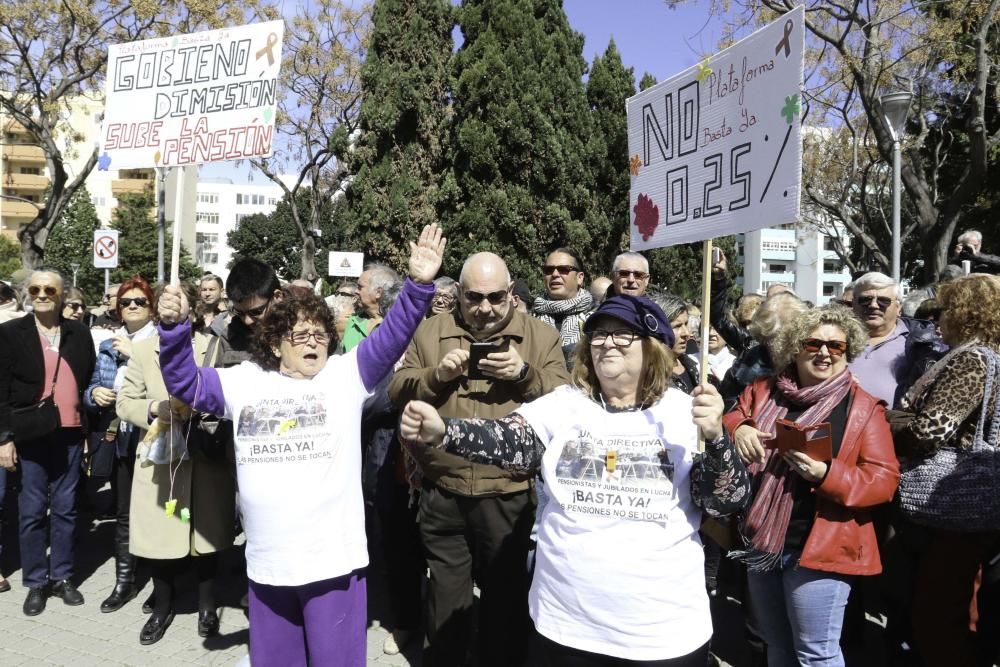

{"left": 0, "top": 1, "right": 275, "bottom": 270}
{"left": 111, "top": 193, "right": 198, "bottom": 285}
{"left": 44, "top": 184, "right": 104, "bottom": 301}
{"left": 446, "top": 0, "right": 606, "bottom": 289}
{"left": 341, "top": 0, "right": 455, "bottom": 274}
{"left": 250, "top": 0, "right": 369, "bottom": 281}
{"left": 227, "top": 188, "right": 337, "bottom": 280}
{"left": 0, "top": 235, "right": 21, "bottom": 280}
{"left": 671, "top": 0, "right": 1000, "bottom": 283}
{"left": 586, "top": 39, "right": 636, "bottom": 272}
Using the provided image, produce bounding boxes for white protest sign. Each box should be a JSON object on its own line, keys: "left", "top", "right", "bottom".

{"left": 328, "top": 252, "right": 364, "bottom": 278}
{"left": 626, "top": 6, "right": 804, "bottom": 250}
{"left": 99, "top": 20, "right": 284, "bottom": 170}
{"left": 93, "top": 230, "right": 119, "bottom": 269}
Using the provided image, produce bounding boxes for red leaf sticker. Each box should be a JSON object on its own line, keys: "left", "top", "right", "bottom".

{"left": 633, "top": 193, "right": 659, "bottom": 241}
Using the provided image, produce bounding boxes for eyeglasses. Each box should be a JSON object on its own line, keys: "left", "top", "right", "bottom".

{"left": 335, "top": 291, "right": 357, "bottom": 298}
{"left": 541, "top": 265, "right": 579, "bottom": 276}
{"left": 835, "top": 299, "right": 853, "bottom": 307}
{"left": 119, "top": 297, "right": 149, "bottom": 308}
{"left": 615, "top": 269, "right": 649, "bottom": 281}
{"left": 463, "top": 289, "right": 508, "bottom": 305}
{"left": 285, "top": 331, "right": 332, "bottom": 346}
{"left": 232, "top": 301, "right": 270, "bottom": 320}
{"left": 28, "top": 285, "right": 58, "bottom": 297}
{"left": 590, "top": 329, "right": 639, "bottom": 347}
{"left": 64, "top": 302, "right": 84, "bottom": 311}
{"left": 856, "top": 295, "right": 894, "bottom": 310}
{"left": 801, "top": 338, "right": 849, "bottom": 357}
{"left": 433, "top": 294, "right": 455, "bottom": 304}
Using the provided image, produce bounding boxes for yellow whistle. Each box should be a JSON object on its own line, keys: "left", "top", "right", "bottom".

{"left": 606, "top": 450, "right": 617, "bottom": 473}
{"left": 164, "top": 499, "right": 177, "bottom": 517}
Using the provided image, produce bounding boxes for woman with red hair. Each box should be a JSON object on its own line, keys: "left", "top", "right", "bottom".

{"left": 83, "top": 274, "right": 157, "bottom": 613}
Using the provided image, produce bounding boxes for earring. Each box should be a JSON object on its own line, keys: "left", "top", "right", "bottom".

{"left": 272, "top": 348, "right": 280, "bottom": 357}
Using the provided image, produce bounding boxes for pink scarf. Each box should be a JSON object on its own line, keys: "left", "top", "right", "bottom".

{"left": 735, "top": 368, "right": 854, "bottom": 571}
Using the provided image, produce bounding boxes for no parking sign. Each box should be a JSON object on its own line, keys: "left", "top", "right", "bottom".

{"left": 93, "top": 230, "right": 119, "bottom": 269}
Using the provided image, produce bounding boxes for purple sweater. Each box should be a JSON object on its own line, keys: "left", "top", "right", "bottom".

{"left": 159, "top": 278, "right": 435, "bottom": 415}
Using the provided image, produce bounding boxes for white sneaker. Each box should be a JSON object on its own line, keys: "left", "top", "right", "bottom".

{"left": 382, "top": 629, "right": 411, "bottom": 655}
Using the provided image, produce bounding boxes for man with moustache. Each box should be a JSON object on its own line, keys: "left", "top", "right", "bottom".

{"left": 610, "top": 251, "right": 651, "bottom": 297}
{"left": 389, "top": 252, "right": 569, "bottom": 667}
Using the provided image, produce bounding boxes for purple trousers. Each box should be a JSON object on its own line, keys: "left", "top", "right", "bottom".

{"left": 248, "top": 569, "right": 367, "bottom": 667}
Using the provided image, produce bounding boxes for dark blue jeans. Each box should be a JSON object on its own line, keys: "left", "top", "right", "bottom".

{"left": 18, "top": 428, "right": 83, "bottom": 588}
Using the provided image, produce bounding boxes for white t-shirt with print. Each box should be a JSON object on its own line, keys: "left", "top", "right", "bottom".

{"left": 216, "top": 350, "right": 371, "bottom": 587}
{"left": 516, "top": 385, "right": 711, "bottom": 661}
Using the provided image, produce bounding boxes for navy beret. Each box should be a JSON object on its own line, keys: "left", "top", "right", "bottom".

{"left": 583, "top": 295, "right": 675, "bottom": 347}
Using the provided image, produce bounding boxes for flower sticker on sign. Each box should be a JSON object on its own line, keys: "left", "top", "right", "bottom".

{"left": 625, "top": 6, "right": 804, "bottom": 250}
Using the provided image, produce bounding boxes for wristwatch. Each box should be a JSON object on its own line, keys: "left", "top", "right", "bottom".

{"left": 516, "top": 363, "right": 530, "bottom": 381}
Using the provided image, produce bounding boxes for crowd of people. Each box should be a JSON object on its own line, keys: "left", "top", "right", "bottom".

{"left": 0, "top": 226, "right": 997, "bottom": 667}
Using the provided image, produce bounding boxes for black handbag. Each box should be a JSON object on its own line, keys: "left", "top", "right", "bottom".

{"left": 86, "top": 431, "right": 117, "bottom": 479}
{"left": 11, "top": 339, "right": 63, "bottom": 443}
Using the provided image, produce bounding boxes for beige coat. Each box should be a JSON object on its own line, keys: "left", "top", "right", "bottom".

{"left": 116, "top": 333, "right": 236, "bottom": 559}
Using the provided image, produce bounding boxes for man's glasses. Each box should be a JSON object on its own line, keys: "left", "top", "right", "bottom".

{"left": 801, "top": 338, "right": 849, "bottom": 357}
{"left": 232, "top": 301, "right": 270, "bottom": 320}
{"left": 64, "top": 302, "right": 84, "bottom": 311}
{"left": 28, "top": 285, "right": 58, "bottom": 297}
{"left": 463, "top": 290, "right": 508, "bottom": 305}
{"left": 590, "top": 329, "right": 639, "bottom": 347}
{"left": 285, "top": 331, "right": 332, "bottom": 346}
{"left": 856, "top": 295, "right": 894, "bottom": 310}
{"left": 433, "top": 293, "right": 455, "bottom": 304}
{"left": 119, "top": 297, "right": 149, "bottom": 308}
{"left": 615, "top": 269, "right": 649, "bottom": 281}
{"left": 541, "top": 265, "right": 579, "bottom": 276}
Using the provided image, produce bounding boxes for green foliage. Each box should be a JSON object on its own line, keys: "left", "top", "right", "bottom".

{"left": 110, "top": 192, "right": 198, "bottom": 286}
{"left": 43, "top": 184, "right": 104, "bottom": 302}
{"left": 445, "top": 0, "right": 607, "bottom": 290}
{"left": 342, "top": 0, "right": 455, "bottom": 274}
{"left": 638, "top": 72, "right": 657, "bottom": 91}
{"left": 647, "top": 236, "right": 740, "bottom": 305}
{"left": 0, "top": 234, "right": 22, "bottom": 280}
{"left": 227, "top": 189, "right": 337, "bottom": 280}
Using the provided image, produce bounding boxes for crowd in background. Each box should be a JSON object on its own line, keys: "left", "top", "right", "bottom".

{"left": 0, "top": 225, "right": 997, "bottom": 666}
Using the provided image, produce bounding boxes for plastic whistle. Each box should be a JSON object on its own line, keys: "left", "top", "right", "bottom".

{"left": 164, "top": 499, "right": 177, "bottom": 517}
{"left": 180, "top": 508, "right": 191, "bottom": 523}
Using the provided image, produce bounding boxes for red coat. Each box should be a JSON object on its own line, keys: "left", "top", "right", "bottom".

{"left": 723, "top": 377, "right": 900, "bottom": 576}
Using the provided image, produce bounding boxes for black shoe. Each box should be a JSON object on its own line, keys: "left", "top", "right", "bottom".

{"left": 23, "top": 587, "right": 48, "bottom": 616}
{"left": 140, "top": 611, "right": 175, "bottom": 645}
{"left": 142, "top": 592, "right": 155, "bottom": 614}
{"left": 197, "top": 608, "right": 220, "bottom": 637}
{"left": 100, "top": 582, "right": 136, "bottom": 613}
{"left": 51, "top": 579, "right": 84, "bottom": 606}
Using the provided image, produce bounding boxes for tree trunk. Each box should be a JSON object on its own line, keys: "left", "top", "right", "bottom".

{"left": 300, "top": 235, "right": 318, "bottom": 282}
{"left": 17, "top": 219, "right": 46, "bottom": 270}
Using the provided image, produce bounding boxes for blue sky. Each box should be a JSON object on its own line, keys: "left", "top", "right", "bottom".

{"left": 200, "top": 0, "right": 729, "bottom": 183}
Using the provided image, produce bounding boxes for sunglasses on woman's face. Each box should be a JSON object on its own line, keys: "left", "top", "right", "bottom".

{"left": 801, "top": 338, "right": 849, "bottom": 357}
{"left": 119, "top": 297, "right": 149, "bottom": 308}
{"left": 64, "top": 302, "right": 84, "bottom": 311}
{"left": 28, "top": 285, "right": 58, "bottom": 297}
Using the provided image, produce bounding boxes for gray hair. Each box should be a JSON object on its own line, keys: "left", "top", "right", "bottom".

{"left": 901, "top": 288, "right": 933, "bottom": 318}
{"left": 29, "top": 268, "right": 67, "bottom": 290}
{"left": 958, "top": 229, "right": 983, "bottom": 245}
{"left": 853, "top": 271, "right": 900, "bottom": 299}
{"left": 748, "top": 292, "right": 808, "bottom": 344}
{"left": 648, "top": 289, "right": 688, "bottom": 321}
{"left": 433, "top": 276, "right": 458, "bottom": 298}
{"left": 365, "top": 263, "right": 401, "bottom": 316}
{"left": 611, "top": 252, "right": 649, "bottom": 274}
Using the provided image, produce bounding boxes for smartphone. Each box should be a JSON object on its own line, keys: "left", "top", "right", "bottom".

{"left": 468, "top": 339, "right": 509, "bottom": 380}
{"left": 712, "top": 247, "right": 723, "bottom": 264}
{"left": 766, "top": 419, "right": 834, "bottom": 461}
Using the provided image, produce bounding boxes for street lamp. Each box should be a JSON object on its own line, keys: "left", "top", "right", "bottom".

{"left": 70, "top": 262, "right": 80, "bottom": 287}
{"left": 880, "top": 90, "right": 912, "bottom": 284}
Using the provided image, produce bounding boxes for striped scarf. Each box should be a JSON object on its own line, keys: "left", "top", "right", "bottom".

{"left": 734, "top": 368, "right": 854, "bottom": 571}
{"left": 532, "top": 291, "right": 595, "bottom": 346}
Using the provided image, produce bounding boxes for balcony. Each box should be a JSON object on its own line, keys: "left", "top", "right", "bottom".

{"left": 2, "top": 172, "right": 48, "bottom": 192}
{"left": 0, "top": 199, "right": 40, "bottom": 220}
{"left": 112, "top": 177, "right": 154, "bottom": 196}
{"left": 1, "top": 144, "right": 45, "bottom": 163}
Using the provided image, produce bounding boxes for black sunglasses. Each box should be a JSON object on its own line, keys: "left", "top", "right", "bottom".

{"left": 119, "top": 297, "right": 149, "bottom": 308}
{"left": 615, "top": 269, "right": 649, "bottom": 280}
{"left": 28, "top": 285, "right": 58, "bottom": 297}
{"left": 856, "top": 295, "right": 894, "bottom": 310}
{"left": 64, "top": 302, "right": 84, "bottom": 311}
{"left": 802, "top": 338, "right": 849, "bottom": 357}
{"left": 541, "top": 264, "right": 579, "bottom": 276}
{"left": 464, "top": 289, "right": 508, "bottom": 305}
{"left": 232, "top": 301, "right": 270, "bottom": 319}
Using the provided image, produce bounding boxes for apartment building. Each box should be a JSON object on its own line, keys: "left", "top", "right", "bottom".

{"left": 738, "top": 225, "right": 852, "bottom": 305}
{"left": 0, "top": 115, "right": 48, "bottom": 241}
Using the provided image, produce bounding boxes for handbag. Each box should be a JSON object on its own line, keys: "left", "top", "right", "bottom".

{"left": 898, "top": 346, "right": 1000, "bottom": 531}
{"left": 86, "top": 430, "right": 117, "bottom": 479}
{"left": 11, "top": 338, "right": 63, "bottom": 443}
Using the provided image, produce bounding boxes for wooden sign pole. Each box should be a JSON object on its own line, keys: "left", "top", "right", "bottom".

{"left": 698, "top": 238, "right": 714, "bottom": 452}
{"left": 170, "top": 166, "right": 186, "bottom": 285}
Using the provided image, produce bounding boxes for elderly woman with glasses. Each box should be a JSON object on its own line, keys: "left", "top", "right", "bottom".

{"left": 723, "top": 305, "right": 899, "bottom": 666}
{"left": 61, "top": 287, "right": 87, "bottom": 323}
{"left": 400, "top": 294, "right": 750, "bottom": 666}
{"left": 154, "top": 225, "right": 445, "bottom": 666}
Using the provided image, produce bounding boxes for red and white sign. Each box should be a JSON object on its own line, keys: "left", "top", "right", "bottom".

{"left": 93, "top": 230, "right": 120, "bottom": 269}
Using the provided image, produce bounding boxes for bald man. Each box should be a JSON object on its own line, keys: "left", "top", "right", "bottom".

{"left": 389, "top": 252, "right": 570, "bottom": 667}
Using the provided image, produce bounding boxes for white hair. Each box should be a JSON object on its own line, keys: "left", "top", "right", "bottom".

{"left": 853, "top": 271, "right": 900, "bottom": 298}
{"left": 958, "top": 229, "right": 982, "bottom": 245}
{"left": 612, "top": 252, "right": 649, "bottom": 274}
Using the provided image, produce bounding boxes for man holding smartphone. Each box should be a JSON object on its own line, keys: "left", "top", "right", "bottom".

{"left": 389, "top": 251, "right": 570, "bottom": 667}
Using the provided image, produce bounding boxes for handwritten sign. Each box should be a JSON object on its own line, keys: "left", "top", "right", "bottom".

{"left": 328, "top": 252, "right": 364, "bottom": 278}
{"left": 626, "top": 6, "right": 804, "bottom": 250}
{"left": 99, "top": 20, "right": 284, "bottom": 169}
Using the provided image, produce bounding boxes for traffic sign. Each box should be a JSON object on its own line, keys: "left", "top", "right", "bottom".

{"left": 93, "top": 230, "right": 119, "bottom": 269}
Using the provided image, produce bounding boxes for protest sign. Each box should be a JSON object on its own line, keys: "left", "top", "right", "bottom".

{"left": 328, "top": 252, "right": 364, "bottom": 278}
{"left": 626, "top": 6, "right": 804, "bottom": 250}
{"left": 99, "top": 20, "right": 284, "bottom": 170}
